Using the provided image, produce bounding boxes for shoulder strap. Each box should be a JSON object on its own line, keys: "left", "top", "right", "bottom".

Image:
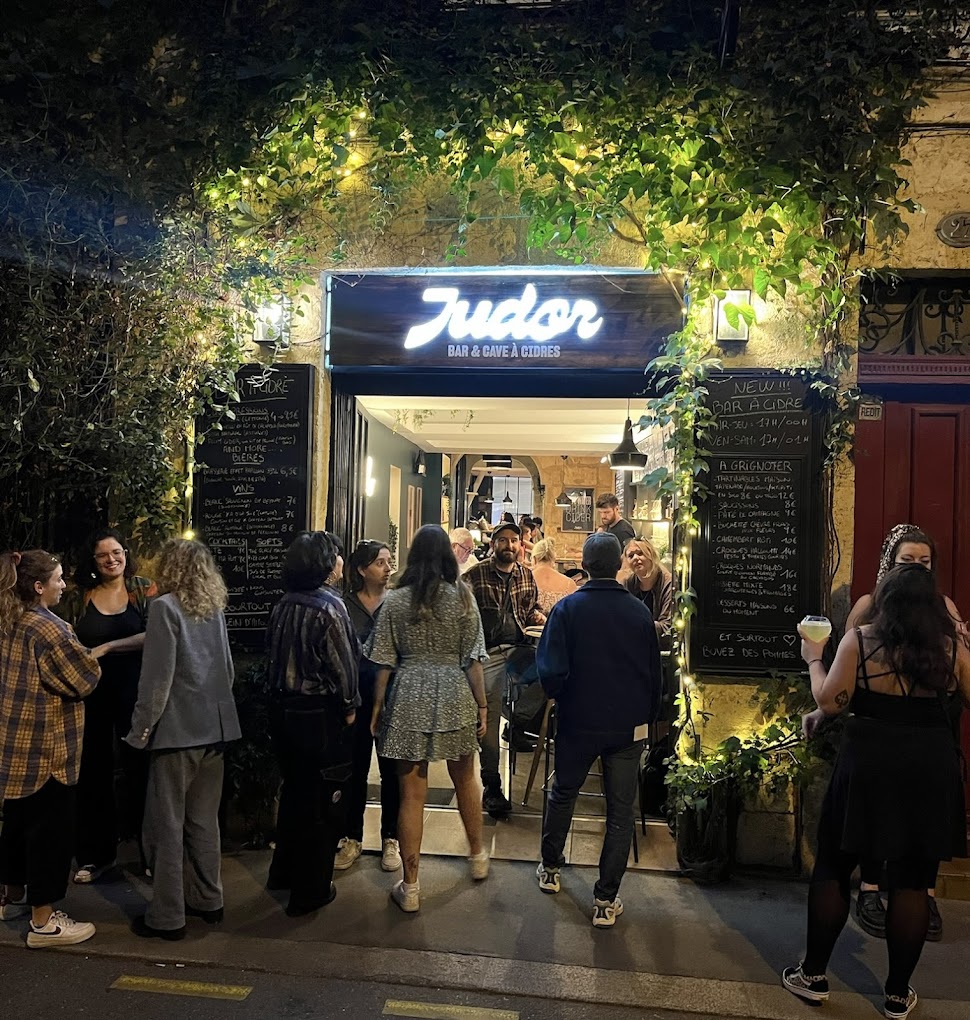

{"left": 854, "top": 627, "right": 870, "bottom": 688}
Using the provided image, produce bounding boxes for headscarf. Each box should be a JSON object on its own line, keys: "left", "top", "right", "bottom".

{"left": 875, "top": 523, "right": 921, "bottom": 584}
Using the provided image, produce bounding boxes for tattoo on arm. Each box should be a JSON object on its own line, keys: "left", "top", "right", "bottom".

{"left": 834, "top": 689, "right": 850, "bottom": 708}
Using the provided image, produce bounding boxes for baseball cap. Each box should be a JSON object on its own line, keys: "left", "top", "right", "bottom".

{"left": 491, "top": 522, "right": 521, "bottom": 540}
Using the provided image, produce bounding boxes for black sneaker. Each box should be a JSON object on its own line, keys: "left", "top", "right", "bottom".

{"left": 856, "top": 889, "right": 887, "bottom": 939}
{"left": 131, "top": 916, "right": 186, "bottom": 941}
{"left": 883, "top": 986, "right": 917, "bottom": 1019}
{"left": 482, "top": 785, "right": 512, "bottom": 818}
{"left": 926, "top": 895, "right": 942, "bottom": 942}
{"left": 184, "top": 903, "right": 224, "bottom": 924}
{"left": 782, "top": 963, "right": 830, "bottom": 1003}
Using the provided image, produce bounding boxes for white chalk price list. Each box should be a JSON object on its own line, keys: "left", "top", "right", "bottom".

{"left": 709, "top": 457, "right": 801, "bottom": 620}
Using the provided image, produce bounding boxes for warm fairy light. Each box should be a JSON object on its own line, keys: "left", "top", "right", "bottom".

{"left": 182, "top": 529, "right": 196, "bottom": 541}
{"left": 675, "top": 617, "right": 685, "bottom": 630}
{"left": 356, "top": 110, "right": 367, "bottom": 120}
{"left": 241, "top": 176, "right": 251, "bottom": 187}
{"left": 348, "top": 128, "right": 357, "bottom": 138}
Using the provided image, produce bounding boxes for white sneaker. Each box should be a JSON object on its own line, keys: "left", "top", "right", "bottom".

{"left": 390, "top": 879, "right": 420, "bottom": 913}
{"left": 27, "top": 911, "right": 96, "bottom": 949}
{"left": 592, "top": 896, "right": 624, "bottom": 928}
{"left": 0, "top": 891, "right": 30, "bottom": 921}
{"left": 334, "top": 838, "right": 362, "bottom": 871}
{"left": 381, "top": 838, "right": 402, "bottom": 872}
{"left": 468, "top": 850, "right": 490, "bottom": 881}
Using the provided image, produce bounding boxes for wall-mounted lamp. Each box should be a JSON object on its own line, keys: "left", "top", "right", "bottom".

{"left": 714, "top": 289, "right": 752, "bottom": 343}
{"left": 608, "top": 399, "right": 647, "bottom": 471}
{"left": 254, "top": 297, "right": 292, "bottom": 347}
{"left": 413, "top": 450, "right": 427, "bottom": 476}
{"left": 364, "top": 456, "right": 377, "bottom": 498}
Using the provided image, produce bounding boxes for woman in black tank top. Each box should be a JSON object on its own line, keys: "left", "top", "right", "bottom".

{"left": 782, "top": 564, "right": 970, "bottom": 1019}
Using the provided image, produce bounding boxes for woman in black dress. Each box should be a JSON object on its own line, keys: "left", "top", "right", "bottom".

{"left": 783, "top": 564, "right": 970, "bottom": 1020}
{"left": 61, "top": 528, "right": 156, "bottom": 882}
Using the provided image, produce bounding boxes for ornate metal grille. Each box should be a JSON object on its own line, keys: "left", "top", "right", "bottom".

{"left": 859, "top": 278, "right": 970, "bottom": 356}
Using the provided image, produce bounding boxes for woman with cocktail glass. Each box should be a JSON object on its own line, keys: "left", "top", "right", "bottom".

{"left": 807, "top": 524, "right": 968, "bottom": 942}
{"left": 783, "top": 564, "right": 970, "bottom": 1020}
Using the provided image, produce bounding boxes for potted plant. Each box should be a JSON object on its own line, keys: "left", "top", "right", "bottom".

{"left": 665, "top": 723, "right": 809, "bottom": 883}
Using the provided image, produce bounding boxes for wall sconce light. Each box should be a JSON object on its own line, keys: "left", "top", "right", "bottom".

{"left": 714, "top": 289, "right": 752, "bottom": 343}
{"left": 364, "top": 456, "right": 377, "bottom": 498}
{"left": 413, "top": 450, "right": 427, "bottom": 476}
{"left": 254, "top": 297, "right": 291, "bottom": 347}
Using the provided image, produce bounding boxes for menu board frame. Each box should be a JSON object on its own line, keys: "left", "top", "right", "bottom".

{"left": 193, "top": 364, "right": 315, "bottom": 648}
{"left": 560, "top": 486, "right": 596, "bottom": 533}
{"left": 689, "top": 371, "right": 823, "bottom": 677}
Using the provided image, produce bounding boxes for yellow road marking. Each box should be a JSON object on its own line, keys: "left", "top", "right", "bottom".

{"left": 110, "top": 975, "right": 252, "bottom": 1001}
{"left": 383, "top": 1001, "right": 518, "bottom": 1020}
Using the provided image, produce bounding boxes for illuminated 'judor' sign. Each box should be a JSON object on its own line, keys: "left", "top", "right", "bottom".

{"left": 404, "top": 284, "right": 603, "bottom": 349}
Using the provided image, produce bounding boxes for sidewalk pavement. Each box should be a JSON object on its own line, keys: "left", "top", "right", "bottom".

{"left": 1, "top": 847, "right": 967, "bottom": 1020}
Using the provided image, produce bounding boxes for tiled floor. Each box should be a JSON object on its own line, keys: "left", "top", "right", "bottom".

{"left": 362, "top": 738, "right": 679, "bottom": 872}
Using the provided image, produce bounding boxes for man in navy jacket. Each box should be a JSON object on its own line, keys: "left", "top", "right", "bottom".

{"left": 535, "top": 532, "right": 662, "bottom": 928}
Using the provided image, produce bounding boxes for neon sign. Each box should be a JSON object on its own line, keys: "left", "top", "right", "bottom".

{"left": 403, "top": 284, "right": 603, "bottom": 349}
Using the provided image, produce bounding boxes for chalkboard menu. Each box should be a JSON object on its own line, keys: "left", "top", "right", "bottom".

{"left": 194, "top": 364, "right": 315, "bottom": 647}
{"left": 690, "top": 373, "right": 821, "bottom": 675}
{"left": 561, "top": 487, "right": 595, "bottom": 532}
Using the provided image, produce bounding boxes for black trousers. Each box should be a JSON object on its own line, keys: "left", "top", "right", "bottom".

{"left": 267, "top": 696, "right": 352, "bottom": 913}
{"left": 75, "top": 673, "right": 149, "bottom": 867}
{"left": 345, "top": 681, "right": 399, "bottom": 842}
{"left": 0, "top": 779, "right": 76, "bottom": 905}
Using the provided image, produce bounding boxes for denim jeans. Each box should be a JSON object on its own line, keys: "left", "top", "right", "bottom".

{"left": 540, "top": 734, "right": 644, "bottom": 902}
{"left": 480, "top": 646, "right": 512, "bottom": 789}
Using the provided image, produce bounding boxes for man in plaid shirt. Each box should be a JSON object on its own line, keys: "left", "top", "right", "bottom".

{"left": 0, "top": 550, "right": 102, "bottom": 948}
{"left": 465, "top": 522, "right": 543, "bottom": 817}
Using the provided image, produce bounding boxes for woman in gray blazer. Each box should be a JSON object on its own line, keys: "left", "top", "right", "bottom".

{"left": 125, "top": 539, "right": 241, "bottom": 940}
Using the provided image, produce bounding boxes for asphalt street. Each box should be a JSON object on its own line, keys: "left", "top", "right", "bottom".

{"left": 0, "top": 951, "right": 744, "bottom": 1020}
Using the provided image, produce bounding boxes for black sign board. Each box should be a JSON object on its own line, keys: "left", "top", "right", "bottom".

{"left": 194, "top": 364, "right": 315, "bottom": 647}
{"left": 690, "top": 373, "right": 822, "bottom": 675}
{"left": 326, "top": 269, "right": 684, "bottom": 371}
{"left": 560, "top": 487, "right": 595, "bottom": 533}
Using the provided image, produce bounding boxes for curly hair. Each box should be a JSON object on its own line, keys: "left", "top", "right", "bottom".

{"left": 156, "top": 539, "right": 227, "bottom": 620}
{"left": 0, "top": 549, "right": 61, "bottom": 634}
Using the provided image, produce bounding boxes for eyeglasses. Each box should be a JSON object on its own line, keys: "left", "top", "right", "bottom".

{"left": 356, "top": 539, "right": 383, "bottom": 550}
{"left": 455, "top": 543, "right": 474, "bottom": 555}
{"left": 94, "top": 549, "right": 126, "bottom": 562}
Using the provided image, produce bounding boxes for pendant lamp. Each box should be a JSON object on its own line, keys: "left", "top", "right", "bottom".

{"left": 554, "top": 455, "right": 573, "bottom": 508}
{"left": 502, "top": 490, "right": 513, "bottom": 505}
{"left": 608, "top": 399, "right": 647, "bottom": 471}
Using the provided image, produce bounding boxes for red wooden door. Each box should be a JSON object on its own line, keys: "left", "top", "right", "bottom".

{"left": 853, "top": 403, "right": 970, "bottom": 828}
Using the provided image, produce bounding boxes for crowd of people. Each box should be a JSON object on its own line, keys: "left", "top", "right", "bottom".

{"left": 0, "top": 510, "right": 967, "bottom": 1019}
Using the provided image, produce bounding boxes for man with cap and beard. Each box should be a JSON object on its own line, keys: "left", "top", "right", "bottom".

{"left": 466, "top": 521, "right": 544, "bottom": 818}
{"left": 534, "top": 532, "right": 662, "bottom": 927}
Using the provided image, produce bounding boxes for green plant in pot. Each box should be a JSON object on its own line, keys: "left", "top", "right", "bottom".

{"left": 665, "top": 715, "right": 813, "bottom": 883}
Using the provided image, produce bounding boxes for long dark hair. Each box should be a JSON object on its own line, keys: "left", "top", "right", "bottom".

{"left": 869, "top": 563, "right": 956, "bottom": 692}
{"left": 397, "top": 524, "right": 471, "bottom": 622}
{"left": 346, "top": 539, "right": 391, "bottom": 594}
{"left": 74, "top": 527, "right": 138, "bottom": 589}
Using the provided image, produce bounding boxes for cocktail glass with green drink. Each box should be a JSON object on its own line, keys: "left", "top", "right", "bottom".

{"left": 800, "top": 615, "right": 832, "bottom": 643}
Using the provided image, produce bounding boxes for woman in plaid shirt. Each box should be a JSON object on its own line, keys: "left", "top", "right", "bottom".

{"left": 0, "top": 550, "right": 102, "bottom": 948}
